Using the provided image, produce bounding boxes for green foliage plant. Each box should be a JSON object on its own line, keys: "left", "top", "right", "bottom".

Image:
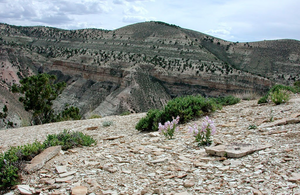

{"left": 0, "top": 131, "right": 96, "bottom": 189}
{"left": 102, "top": 121, "right": 113, "bottom": 127}
{"left": 89, "top": 114, "right": 102, "bottom": 119}
{"left": 270, "top": 89, "right": 290, "bottom": 105}
{"left": 212, "top": 95, "right": 241, "bottom": 106}
{"left": 136, "top": 109, "right": 160, "bottom": 131}
{"left": 258, "top": 84, "right": 298, "bottom": 104}
{"left": 43, "top": 129, "right": 96, "bottom": 150}
{"left": 258, "top": 94, "right": 269, "bottom": 104}
{"left": 248, "top": 124, "right": 257, "bottom": 130}
{"left": 55, "top": 106, "right": 81, "bottom": 122}
{"left": 12, "top": 73, "right": 66, "bottom": 125}
{"left": 136, "top": 95, "right": 227, "bottom": 132}
{"left": 120, "top": 111, "right": 131, "bottom": 116}
{"left": 0, "top": 141, "right": 45, "bottom": 188}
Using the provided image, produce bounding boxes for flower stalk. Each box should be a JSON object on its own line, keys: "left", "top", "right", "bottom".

{"left": 189, "top": 116, "right": 216, "bottom": 146}
{"left": 158, "top": 116, "right": 180, "bottom": 139}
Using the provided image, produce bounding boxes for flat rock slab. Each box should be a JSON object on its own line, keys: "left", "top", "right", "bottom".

{"left": 55, "top": 175, "right": 74, "bottom": 183}
{"left": 71, "top": 186, "right": 88, "bottom": 195}
{"left": 56, "top": 165, "right": 67, "bottom": 173}
{"left": 86, "top": 126, "right": 98, "bottom": 130}
{"left": 288, "top": 173, "right": 300, "bottom": 183}
{"left": 150, "top": 158, "right": 168, "bottom": 164}
{"left": 24, "top": 146, "right": 61, "bottom": 173}
{"left": 259, "top": 118, "right": 300, "bottom": 128}
{"left": 17, "top": 185, "right": 35, "bottom": 195}
{"left": 59, "top": 170, "right": 76, "bottom": 178}
{"left": 290, "top": 113, "right": 300, "bottom": 118}
{"left": 220, "top": 122, "right": 236, "bottom": 127}
{"left": 103, "top": 135, "right": 125, "bottom": 140}
{"left": 205, "top": 143, "right": 272, "bottom": 158}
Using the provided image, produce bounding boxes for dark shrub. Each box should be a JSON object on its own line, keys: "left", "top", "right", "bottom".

{"left": 136, "top": 95, "right": 223, "bottom": 131}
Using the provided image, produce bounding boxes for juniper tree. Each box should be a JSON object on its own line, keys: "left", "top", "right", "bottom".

{"left": 12, "top": 73, "right": 66, "bottom": 125}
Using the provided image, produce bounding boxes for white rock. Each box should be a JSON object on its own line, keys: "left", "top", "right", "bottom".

{"left": 17, "top": 185, "right": 34, "bottom": 195}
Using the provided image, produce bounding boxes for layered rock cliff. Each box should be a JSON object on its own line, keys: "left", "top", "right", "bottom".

{"left": 0, "top": 21, "right": 299, "bottom": 124}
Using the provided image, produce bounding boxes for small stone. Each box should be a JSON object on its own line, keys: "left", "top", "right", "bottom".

{"left": 68, "top": 149, "right": 78, "bottom": 153}
{"left": 86, "top": 126, "right": 98, "bottom": 130}
{"left": 122, "top": 169, "right": 131, "bottom": 174}
{"left": 43, "top": 178, "right": 55, "bottom": 185}
{"left": 17, "top": 185, "right": 34, "bottom": 195}
{"left": 59, "top": 170, "right": 77, "bottom": 178}
{"left": 149, "top": 132, "right": 160, "bottom": 137}
{"left": 140, "top": 189, "right": 148, "bottom": 195}
{"left": 218, "top": 166, "right": 230, "bottom": 171}
{"left": 55, "top": 166, "right": 67, "bottom": 173}
{"left": 193, "top": 161, "right": 208, "bottom": 168}
{"left": 177, "top": 173, "right": 188, "bottom": 178}
{"left": 4, "top": 192, "right": 15, "bottom": 195}
{"left": 148, "top": 173, "right": 156, "bottom": 177}
{"left": 290, "top": 113, "right": 300, "bottom": 118}
{"left": 55, "top": 176, "right": 74, "bottom": 183}
{"left": 253, "top": 189, "right": 263, "bottom": 195}
{"left": 153, "top": 188, "right": 161, "bottom": 194}
{"left": 221, "top": 122, "right": 236, "bottom": 127}
{"left": 288, "top": 173, "right": 300, "bottom": 183}
{"left": 174, "top": 192, "right": 190, "bottom": 195}
{"left": 150, "top": 158, "right": 168, "bottom": 164}
{"left": 101, "top": 190, "right": 118, "bottom": 195}
{"left": 183, "top": 179, "right": 195, "bottom": 188}
{"left": 71, "top": 186, "right": 88, "bottom": 195}
{"left": 103, "top": 135, "right": 125, "bottom": 140}
{"left": 103, "top": 163, "right": 118, "bottom": 173}
{"left": 107, "top": 167, "right": 118, "bottom": 173}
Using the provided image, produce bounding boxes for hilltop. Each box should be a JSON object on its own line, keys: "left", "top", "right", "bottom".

{"left": 0, "top": 21, "right": 300, "bottom": 128}
{"left": 1, "top": 94, "right": 300, "bottom": 194}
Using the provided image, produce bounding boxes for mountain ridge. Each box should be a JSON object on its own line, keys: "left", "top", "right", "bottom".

{"left": 0, "top": 21, "right": 299, "bottom": 128}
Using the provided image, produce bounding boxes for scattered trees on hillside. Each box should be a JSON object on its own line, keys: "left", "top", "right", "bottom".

{"left": 12, "top": 73, "right": 81, "bottom": 125}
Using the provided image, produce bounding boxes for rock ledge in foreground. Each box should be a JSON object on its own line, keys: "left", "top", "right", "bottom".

{"left": 205, "top": 143, "right": 272, "bottom": 158}
{"left": 24, "top": 146, "right": 61, "bottom": 173}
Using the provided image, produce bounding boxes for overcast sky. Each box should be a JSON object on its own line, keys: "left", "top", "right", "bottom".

{"left": 0, "top": 0, "right": 299, "bottom": 42}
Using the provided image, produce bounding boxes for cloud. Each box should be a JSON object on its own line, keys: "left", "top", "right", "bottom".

{"left": 124, "top": 5, "right": 148, "bottom": 15}
{"left": 52, "top": 0, "right": 106, "bottom": 15}
{"left": 0, "top": 0, "right": 37, "bottom": 20}
{"left": 0, "top": 0, "right": 299, "bottom": 41}
{"left": 32, "top": 14, "right": 72, "bottom": 25}
{"left": 113, "top": 0, "right": 125, "bottom": 4}
{"left": 122, "top": 15, "right": 154, "bottom": 23}
{"left": 205, "top": 27, "right": 234, "bottom": 41}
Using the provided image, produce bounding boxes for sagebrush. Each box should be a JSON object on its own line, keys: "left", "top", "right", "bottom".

{"left": 0, "top": 130, "right": 96, "bottom": 189}
{"left": 136, "top": 95, "right": 239, "bottom": 131}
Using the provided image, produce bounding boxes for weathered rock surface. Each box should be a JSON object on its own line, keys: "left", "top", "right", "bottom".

{"left": 17, "top": 185, "right": 34, "bottom": 195}
{"left": 205, "top": 143, "right": 272, "bottom": 158}
{"left": 24, "top": 146, "right": 61, "bottom": 173}
{"left": 1, "top": 95, "right": 300, "bottom": 194}
{"left": 71, "top": 186, "right": 88, "bottom": 195}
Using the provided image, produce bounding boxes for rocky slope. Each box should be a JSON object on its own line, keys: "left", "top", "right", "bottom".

{"left": 1, "top": 95, "right": 300, "bottom": 194}
{"left": 0, "top": 21, "right": 299, "bottom": 127}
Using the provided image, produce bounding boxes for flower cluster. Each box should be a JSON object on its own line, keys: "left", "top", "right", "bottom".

{"left": 158, "top": 116, "right": 180, "bottom": 139}
{"left": 189, "top": 116, "right": 216, "bottom": 146}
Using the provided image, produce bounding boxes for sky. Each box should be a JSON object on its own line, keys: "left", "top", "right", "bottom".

{"left": 0, "top": 0, "right": 299, "bottom": 42}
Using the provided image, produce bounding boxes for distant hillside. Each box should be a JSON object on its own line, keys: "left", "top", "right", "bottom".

{"left": 0, "top": 21, "right": 299, "bottom": 128}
